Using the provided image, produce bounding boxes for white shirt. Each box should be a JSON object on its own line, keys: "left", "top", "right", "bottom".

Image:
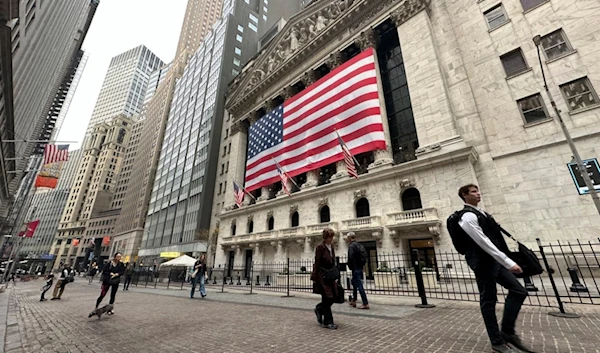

{"left": 325, "top": 244, "right": 332, "bottom": 256}
{"left": 458, "top": 204, "right": 516, "bottom": 270}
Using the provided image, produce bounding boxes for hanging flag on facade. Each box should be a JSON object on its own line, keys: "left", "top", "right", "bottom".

{"left": 102, "top": 236, "right": 111, "bottom": 246}
{"left": 336, "top": 131, "right": 359, "bottom": 179}
{"left": 233, "top": 181, "right": 245, "bottom": 208}
{"left": 244, "top": 48, "right": 386, "bottom": 191}
{"left": 24, "top": 220, "right": 40, "bottom": 238}
{"left": 43, "top": 144, "right": 69, "bottom": 164}
{"left": 72, "top": 239, "right": 80, "bottom": 246}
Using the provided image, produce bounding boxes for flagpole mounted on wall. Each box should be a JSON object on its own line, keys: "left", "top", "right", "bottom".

{"left": 3, "top": 140, "right": 78, "bottom": 144}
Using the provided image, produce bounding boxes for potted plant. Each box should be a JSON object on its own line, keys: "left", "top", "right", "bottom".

{"left": 276, "top": 267, "right": 290, "bottom": 286}
{"left": 407, "top": 266, "right": 440, "bottom": 289}
{"left": 373, "top": 262, "right": 400, "bottom": 289}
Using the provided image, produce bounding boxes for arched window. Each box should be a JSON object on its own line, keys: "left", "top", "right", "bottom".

{"left": 291, "top": 212, "right": 299, "bottom": 227}
{"left": 355, "top": 198, "right": 370, "bottom": 218}
{"left": 231, "top": 224, "right": 236, "bottom": 236}
{"left": 248, "top": 221, "right": 254, "bottom": 233}
{"left": 268, "top": 216, "right": 275, "bottom": 230}
{"left": 402, "top": 188, "right": 422, "bottom": 210}
{"left": 319, "top": 206, "right": 330, "bottom": 223}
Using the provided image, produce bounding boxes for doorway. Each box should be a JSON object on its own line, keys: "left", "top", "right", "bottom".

{"left": 244, "top": 249, "right": 253, "bottom": 279}
{"left": 409, "top": 239, "right": 438, "bottom": 276}
{"left": 360, "top": 241, "right": 378, "bottom": 280}
{"left": 227, "top": 251, "right": 234, "bottom": 277}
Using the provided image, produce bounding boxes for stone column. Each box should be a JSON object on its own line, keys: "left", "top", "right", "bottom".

{"left": 258, "top": 186, "right": 270, "bottom": 202}
{"left": 302, "top": 170, "right": 319, "bottom": 189}
{"left": 227, "top": 118, "right": 249, "bottom": 209}
{"left": 303, "top": 237, "right": 314, "bottom": 260}
{"left": 355, "top": 29, "right": 394, "bottom": 170}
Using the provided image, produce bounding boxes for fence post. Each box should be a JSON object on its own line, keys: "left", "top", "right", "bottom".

{"left": 523, "top": 276, "right": 539, "bottom": 292}
{"left": 412, "top": 250, "right": 435, "bottom": 308}
{"left": 567, "top": 267, "right": 588, "bottom": 292}
{"left": 536, "top": 238, "right": 580, "bottom": 318}
{"left": 167, "top": 268, "right": 172, "bottom": 289}
{"left": 245, "top": 262, "right": 256, "bottom": 295}
{"left": 221, "top": 274, "right": 226, "bottom": 293}
{"left": 145, "top": 271, "right": 149, "bottom": 288}
{"left": 282, "top": 258, "right": 294, "bottom": 298}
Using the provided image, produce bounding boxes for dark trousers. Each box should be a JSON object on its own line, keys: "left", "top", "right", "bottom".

{"left": 41, "top": 284, "right": 51, "bottom": 300}
{"left": 473, "top": 263, "right": 528, "bottom": 346}
{"left": 123, "top": 276, "right": 132, "bottom": 290}
{"left": 96, "top": 282, "right": 119, "bottom": 308}
{"left": 351, "top": 268, "right": 368, "bottom": 305}
{"left": 316, "top": 295, "right": 335, "bottom": 325}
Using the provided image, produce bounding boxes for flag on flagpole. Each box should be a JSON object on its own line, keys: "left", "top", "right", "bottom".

{"left": 244, "top": 48, "right": 386, "bottom": 191}
{"left": 24, "top": 220, "right": 40, "bottom": 238}
{"left": 233, "top": 181, "right": 245, "bottom": 208}
{"left": 275, "top": 163, "right": 291, "bottom": 196}
{"left": 43, "top": 144, "right": 69, "bottom": 164}
{"left": 336, "top": 132, "right": 359, "bottom": 179}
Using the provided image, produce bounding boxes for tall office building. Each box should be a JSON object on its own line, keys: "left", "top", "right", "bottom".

{"left": 138, "top": 0, "right": 304, "bottom": 264}
{"left": 18, "top": 149, "right": 82, "bottom": 271}
{"left": 0, "top": 0, "right": 98, "bottom": 235}
{"left": 86, "top": 45, "right": 164, "bottom": 130}
{"left": 111, "top": 0, "right": 224, "bottom": 263}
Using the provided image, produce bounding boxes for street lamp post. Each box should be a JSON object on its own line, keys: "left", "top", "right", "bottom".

{"left": 533, "top": 35, "right": 600, "bottom": 215}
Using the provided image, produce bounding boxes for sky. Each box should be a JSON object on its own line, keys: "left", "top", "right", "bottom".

{"left": 56, "top": 0, "right": 188, "bottom": 150}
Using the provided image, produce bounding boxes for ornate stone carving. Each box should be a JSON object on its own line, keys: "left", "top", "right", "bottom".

{"left": 267, "top": 210, "right": 274, "bottom": 219}
{"left": 305, "top": 237, "right": 314, "bottom": 246}
{"left": 390, "top": 0, "right": 431, "bottom": 27}
{"left": 290, "top": 205, "right": 298, "bottom": 214}
{"left": 415, "top": 142, "right": 441, "bottom": 155}
{"left": 399, "top": 178, "right": 416, "bottom": 190}
{"left": 354, "top": 189, "right": 367, "bottom": 200}
{"left": 283, "top": 86, "right": 299, "bottom": 100}
{"left": 266, "top": 100, "right": 277, "bottom": 111}
{"left": 355, "top": 28, "right": 379, "bottom": 50}
{"left": 429, "top": 225, "right": 441, "bottom": 244}
{"left": 302, "top": 70, "right": 319, "bottom": 86}
{"left": 247, "top": 215, "right": 254, "bottom": 223}
{"left": 249, "top": 111, "right": 262, "bottom": 124}
{"left": 324, "top": 51, "right": 344, "bottom": 69}
{"left": 230, "top": 120, "right": 243, "bottom": 136}
{"left": 318, "top": 197, "right": 329, "bottom": 208}
{"left": 231, "top": 219, "right": 236, "bottom": 227}
{"left": 372, "top": 231, "right": 383, "bottom": 246}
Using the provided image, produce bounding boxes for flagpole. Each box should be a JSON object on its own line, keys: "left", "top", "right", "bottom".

{"left": 236, "top": 181, "right": 256, "bottom": 201}
{"left": 272, "top": 158, "right": 300, "bottom": 190}
{"left": 334, "top": 129, "right": 363, "bottom": 173}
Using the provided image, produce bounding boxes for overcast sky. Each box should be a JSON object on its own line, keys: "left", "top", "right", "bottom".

{"left": 56, "top": 0, "right": 188, "bottom": 150}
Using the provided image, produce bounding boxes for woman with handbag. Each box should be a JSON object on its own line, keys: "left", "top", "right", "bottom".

{"left": 311, "top": 228, "right": 340, "bottom": 329}
{"left": 92, "top": 252, "right": 125, "bottom": 315}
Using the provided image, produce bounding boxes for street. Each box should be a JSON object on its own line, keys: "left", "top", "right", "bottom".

{"left": 1, "top": 280, "right": 600, "bottom": 353}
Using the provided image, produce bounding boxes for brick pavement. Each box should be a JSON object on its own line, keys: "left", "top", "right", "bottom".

{"left": 3, "top": 280, "right": 600, "bottom": 353}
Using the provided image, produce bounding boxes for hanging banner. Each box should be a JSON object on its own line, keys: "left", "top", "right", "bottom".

{"left": 102, "top": 236, "right": 111, "bottom": 246}
{"left": 35, "top": 160, "right": 65, "bottom": 189}
{"left": 72, "top": 239, "right": 80, "bottom": 246}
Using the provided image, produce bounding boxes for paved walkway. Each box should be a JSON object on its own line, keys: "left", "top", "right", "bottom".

{"left": 3, "top": 279, "right": 600, "bottom": 352}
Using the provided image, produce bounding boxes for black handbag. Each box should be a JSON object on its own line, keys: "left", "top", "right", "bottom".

{"left": 333, "top": 282, "right": 345, "bottom": 304}
{"left": 500, "top": 226, "right": 544, "bottom": 278}
{"left": 321, "top": 266, "right": 340, "bottom": 281}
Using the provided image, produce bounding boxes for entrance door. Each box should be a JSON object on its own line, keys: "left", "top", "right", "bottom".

{"left": 244, "top": 249, "right": 253, "bottom": 279}
{"left": 409, "top": 239, "right": 438, "bottom": 275}
{"left": 360, "top": 241, "right": 377, "bottom": 280}
{"left": 227, "top": 251, "right": 235, "bottom": 277}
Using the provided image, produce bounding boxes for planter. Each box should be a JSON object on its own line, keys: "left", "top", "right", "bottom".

{"left": 374, "top": 272, "right": 400, "bottom": 289}
{"left": 276, "top": 274, "right": 289, "bottom": 287}
{"left": 407, "top": 271, "right": 439, "bottom": 289}
{"left": 293, "top": 273, "right": 311, "bottom": 287}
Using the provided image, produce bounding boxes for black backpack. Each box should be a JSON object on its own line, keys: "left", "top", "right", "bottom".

{"left": 446, "top": 210, "right": 471, "bottom": 255}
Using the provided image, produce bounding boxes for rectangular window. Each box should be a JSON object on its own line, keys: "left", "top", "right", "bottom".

{"left": 560, "top": 77, "right": 600, "bottom": 112}
{"left": 249, "top": 13, "right": 258, "bottom": 23}
{"left": 520, "top": 0, "right": 548, "bottom": 12}
{"left": 249, "top": 22, "right": 258, "bottom": 32}
{"left": 221, "top": 164, "right": 225, "bottom": 175}
{"left": 232, "top": 69, "right": 239, "bottom": 76}
{"left": 500, "top": 48, "right": 528, "bottom": 77}
{"left": 484, "top": 4, "right": 509, "bottom": 30}
{"left": 517, "top": 93, "right": 549, "bottom": 124}
{"left": 263, "top": 14, "right": 267, "bottom": 21}
{"left": 223, "top": 146, "right": 227, "bottom": 156}
{"left": 234, "top": 47, "right": 242, "bottom": 55}
{"left": 219, "top": 183, "right": 223, "bottom": 194}
{"left": 237, "top": 24, "right": 244, "bottom": 33}
{"left": 233, "top": 58, "right": 241, "bottom": 66}
{"left": 236, "top": 34, "right": 243, "bottom": 43}
{"left": 540, "top": 29, "right": 574, "bottom": 61}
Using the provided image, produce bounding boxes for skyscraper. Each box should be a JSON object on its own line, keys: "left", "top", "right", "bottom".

{"left": 86, "top": 45, "right": 164, "bottom": 130}
{"left": 111, "top": 0, "right": 224, "bottom": 263}
{"left": 138, "top": 0, "right": 304, "bottom": 264}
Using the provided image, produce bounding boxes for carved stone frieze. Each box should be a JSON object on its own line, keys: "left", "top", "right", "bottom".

{"left": 324, "top": 51, "right": 344, "bottom": 69}
{"left": 290, "top": 205, "right": 298, "bottom": 214}
{"left": 267, "top": 210, "right": 274, "bottom": 219}
{"left": 302, "top": 70, "right": 320, "bottom": 86}
{"left": 266, "top": 100, "right": 278, "bottom": 111}
{"left": 283, "top": 86, "right": 299, "bottom": 100}
{"left": 318, "top": 197, "right": 329, "bottom": 208}
{"left": 247, "top": 215, "right": 254, "bottom": 223}
{"left": 230, "top": 120, "right": 243, "bottom": 136}
{"left": 355, "top": 29, "right": 379, "bottom": 50}
{"left": 398, "top": 178, "right": 416, "bottom": 190}
{"left": 354, "top": 189, "right": 367, "bottom": 200}
{"left": 415, "top": 143, "right": 441, "bottom": 155}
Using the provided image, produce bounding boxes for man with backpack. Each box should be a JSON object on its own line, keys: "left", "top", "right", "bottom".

{"left": 347, "top": 232, "right": 369, "bottom": 309}
{"left": 51, "top": 263, "right": 73, "bottom": 300}
{"left": 448, "top": 184, "right": 532, "bottom": 353}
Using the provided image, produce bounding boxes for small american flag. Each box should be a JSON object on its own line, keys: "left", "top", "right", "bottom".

{"left": 244, "top": 48, "right": 385, "bottom": 191}
{"left": 337, "top": 133, "right": 358, "bottom": 179}
{"left": 233, "top": 181, "right": 245, "bottom": 208}
{"left": 275, "top": 162, "right": 291, "bottom": 196}
{"left": 43, "top": 144, "right": 69, "bottom": 164}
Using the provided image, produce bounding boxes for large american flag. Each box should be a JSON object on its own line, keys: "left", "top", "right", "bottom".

{"left": 245, "top": 48, "right": 386, "bottom": 191}
{"left": 43, "top": 144, "right": 69, "bottom": 164}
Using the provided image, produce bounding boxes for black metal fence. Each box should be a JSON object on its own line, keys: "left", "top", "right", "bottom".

{"left": 132, "top": 239, "right": 600, "bottom": 314}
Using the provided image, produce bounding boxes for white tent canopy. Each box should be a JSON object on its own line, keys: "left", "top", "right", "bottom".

{"left": 159, "top": 255, "right": 197, "bottom": 267}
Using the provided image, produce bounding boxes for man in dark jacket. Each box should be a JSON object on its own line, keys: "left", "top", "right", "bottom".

{"left": 347, "top": 232, "right": 369, "bottom": 309}
{"left": 190, "top": 255, "right": 207, "bottom": 299}
{"left": 457, "top": 184, "right": 531, "bottom": 353}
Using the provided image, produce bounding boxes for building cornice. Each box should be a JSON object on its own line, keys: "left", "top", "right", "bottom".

{"left": 225, "top": 0, "right": 431, "bottom": 120}
{"left": 218, "top": 145, "right": 477, "bottom": 219}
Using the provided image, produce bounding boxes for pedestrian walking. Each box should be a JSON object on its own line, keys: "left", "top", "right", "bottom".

{"left": 452, "top": 184, "right": 532, "bottom": 353}
{"left": 88, "top": 262, "right": 98, "bottom": 284}
{"left": 190, "top": 255, "right": 207, "bottom": 299}
{"left": 92, "top": 252, "right": 125, "bottom": 315}
{"left": 347, "top": 232, "right": 369, "bottom": 309}
{"left": 123, "top": 264, "right": 133, "bottom": 290}
{"left": 311, "top": 228, "right": 340, "bottom": 329}
{"left": 40, "top": 273, "right": 54, "bottom": 301}
{"left": 51, "top": 264, "right": 73, "bottom": 300}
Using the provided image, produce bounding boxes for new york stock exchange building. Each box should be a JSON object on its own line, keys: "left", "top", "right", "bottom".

{"left": 211, "top": 0, "right": 600, "bottom": 278}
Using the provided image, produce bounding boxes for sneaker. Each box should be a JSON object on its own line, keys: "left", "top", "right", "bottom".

{"left": 323, "top": 323, "right": 338, "bottom": 330}
{"left": 501, "top": 333, "right": 535, "bottom": 353}
{"left": 107, "top": 310, "right": 114, "bottom": 315}
{"left": 201, "top": 294, "right": 206, "bottom": 298}
{"left": 492, "top": 344, "right": 518, "bottom": 353}
{"left": 88, "top": 311, "right": 95, "bottom": 318}
{"left": 313, "top": 308, "right": 322, "bottom": 325}
{"left": 50, "top": 298, "right": 57, "bottom": 300}
{"left": 359, "top": 304, "right": 370, "bottom": 310}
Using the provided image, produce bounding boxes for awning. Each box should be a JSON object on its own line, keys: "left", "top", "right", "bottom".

{"left": 159, "top": 255, "right": 197, "bottom": 267}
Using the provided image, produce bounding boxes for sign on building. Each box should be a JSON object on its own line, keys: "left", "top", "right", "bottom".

{"left": 567, "top": 158, "right": 600, "bottom": 195}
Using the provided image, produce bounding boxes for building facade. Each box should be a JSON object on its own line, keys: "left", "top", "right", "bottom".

{"left": 112, "top": 0, "right": 225, "bottom": 264}
{"left": 214, "top": 0, "right": 600, "bottom": 278}
{"left": 51, "top": 115, "right": 134, "bottom": 269}
{"left": 138, "top": 0, "right": 305, "bottom": 264}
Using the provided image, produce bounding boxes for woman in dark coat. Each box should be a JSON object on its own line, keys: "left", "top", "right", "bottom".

{"left": 311, "top": 228, "right": 339, "bottom": 329}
